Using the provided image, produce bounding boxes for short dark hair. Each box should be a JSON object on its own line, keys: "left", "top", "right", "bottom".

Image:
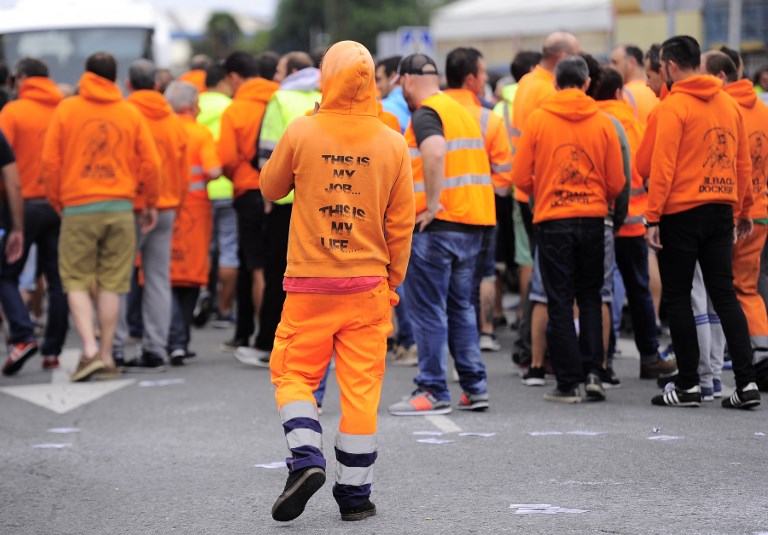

{"left": 445, "top": 47, "right": 482, "bottom": 89}
{"left": 581, "top": 53, "right": 602, "bottom": 98}
{"left": 660, "top": 35, "right": 701, "bottom": 71}
{"left": 754, "top": 65, "right": 768, "bottom": 85}
{"left": 283, "top": 51, "right": 313, "bottom": 76}
{"left": 645, "top": 44, "right": 662, "bottom": 73}
{"left": 376, "top": 56, "right": 402, "bottom": 78}
{"left": 205, "top": 63, "right": 227, "bottom": 88}
{"left": 257, "top": 51, "right": 279, "bottom": 81}
{"left": 85, "top": 52, "right": 117, "bottom": 82}
{"left": 14, "top": 57, "right": 48, "bottom": 78}
{"left": 705, "top": 52, "right": 738, "bottom": 83}
{"left": 510, "top": 51, "right": 542, "bottom": 82}
{"left": 593, "top": 67, "right": 623, "bottom": 101}
{"left": 718, "top": 45, "right": 741, "bottom": 72}
{"left": 223, "top": 51, "right": 259, "bottom": 79}
{"left": 555, "top": 55, "right": 589, "bottom": 89}
{"left": 625, "top": 45, "right": 643, "bottom": 66}
{"left": 128, "top": 59, "right": 155, "bottom": 90}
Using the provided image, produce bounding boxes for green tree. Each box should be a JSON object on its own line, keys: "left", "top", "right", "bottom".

{"left": 192, "top": 12, "right": 243, "bottom": 60}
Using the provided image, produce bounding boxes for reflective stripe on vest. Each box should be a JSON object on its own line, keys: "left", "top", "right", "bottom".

{"left": 189, "top": 180, "right": 206, "bottom": 192}
{"left": 630, "top": 186, "right": 646, "bottom": 197}
{"left": 413, "top": 173, "right": 492, "bottom": 193}
{"left": 409, "top": 137, "right": 485, "bottom": 159}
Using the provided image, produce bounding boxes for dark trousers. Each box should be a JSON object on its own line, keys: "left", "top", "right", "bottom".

{"left": 0, "top": 200, "right": 68, "bottom": 354}
{"left": 658, "top": 204, "right": 756, "bottom": 389}
{"left": 169, "top": 286, "right": 200, "bottom": 353}
{"left": 255, "top": 203, "right": 291, "bottom": 351}
{"left": 615, "top": 236, "right": 659, "bottom": 360}
{"left": 233, "top": 192, "right": 266, "bottom": 343}
{"left": 537, "top": 217, "right": 604, "bottom": 391}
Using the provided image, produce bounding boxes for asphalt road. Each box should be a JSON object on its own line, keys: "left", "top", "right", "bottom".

{"left": 1, "top": 311, "right": 767, "bottom": 535}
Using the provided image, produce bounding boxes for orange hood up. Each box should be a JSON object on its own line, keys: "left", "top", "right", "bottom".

{"left": 597, "top": 99, "right": 636, "bottom": 124}
{"left": 540, "top": 88, "right": 598, "bottom": 122}
{"left": 319, "top": 40, "right": 378, "bottom": 117}
{"left": 127, "top": 89, "right": 172, "bottom": 120}
{"left": 18, "top": 77, "right": 62, "bottom": 105}
{"left": 669, "top": 74, "right": 722, "bottom": 102}
{"left": 78, "top": 72, "right": 122, "bottom": 103}
{"left": 724, "top": 78, "right": 758, "bottom": 108}
{"left": 234, "top": 77, "right": 278, "bottom": 104}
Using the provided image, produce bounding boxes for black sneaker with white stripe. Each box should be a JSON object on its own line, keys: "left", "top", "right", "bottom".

{"left": 721, "top": 382, "right": 761, "bottom": 410}
{"left": 651, "top": 383, "right": 701, "bottom": 407}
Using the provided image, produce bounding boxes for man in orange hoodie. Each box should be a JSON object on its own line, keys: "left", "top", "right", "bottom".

{"left": 114, "top": 59, "right": 188, "bottom": 371}
{"left": 218, "top": 51, "right": 279, "bottom": 352}
{"left": 704, "top": 50, "right": 768, "bottom": 394}
{"left": 0, "top": 57, "right": 68, "bottom": 375}
{"left": 443, "top": 47, "right": 512, "bottom": 353}
{"left": 511, "top": 55, "right": 625, "bottom": 403}
{"left": 609, "top": 44, "right": 659, "bottom": 125}
{"left": 260, "top": 40, "right": 414, "bottom": 522}
{"left": 42, "top": 52, "right": 160, "bottom": 382}
{"left": 646, "top": 36, "right": 760, "bottom": 409}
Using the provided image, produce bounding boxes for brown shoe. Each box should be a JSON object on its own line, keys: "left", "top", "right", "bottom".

{"left": 93, "top": 364, "right": 122, "bottom": 381}
{"left": 70, "top": 354, "right": 105, "bottom": 382}
{"left": 640, "top": 355, "right": 677, "bottom": 379}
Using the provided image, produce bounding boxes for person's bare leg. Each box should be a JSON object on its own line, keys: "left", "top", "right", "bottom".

{"left": 480, "top": 278, "right": 496, "bottom": 335}
{"left": 518, "top": 264, "right": 532, "bottom": 322}
{"left": 30, "top": 275, "right": 45, "bottom": 319}
{"left": 96, "top": 290, "right": 120, "bottom": 368}
{"left": 531, "top": 303, "right": 548, "bottom": 368}
{"left": 648, "top": 251, "right": 662, "bottom": 326}
{"left": 602, "top": 303, "right": 611, "bottom": 367}
{"left": 218, "top": 266, "right": 237, "bottom": 316}
{"left": 252, "top": 268, "right": 265, "bottom": 321}
{"left": 68, "top": 290, "right": 98, "bottom": 358}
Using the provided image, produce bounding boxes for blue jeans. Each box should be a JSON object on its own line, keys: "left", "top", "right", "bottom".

{"left": 537, "top": 218, "right": 604, "bottom": 391}
{"left": 410, "top": 230, "right": 487, "bottom": 401}
{"left": 394, "top": 284, "right": 415, "bottom": 347}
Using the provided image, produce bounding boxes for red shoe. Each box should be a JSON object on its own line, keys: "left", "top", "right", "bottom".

{"left": 2, "top": 340, "right": 39, "bottom": 376}
{"left": 42, "top": 355, "right": 60, "bottom": 370}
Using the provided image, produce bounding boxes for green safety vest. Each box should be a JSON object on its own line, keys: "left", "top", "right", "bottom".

{"left": 198, "top": 91, "right": 233, "bottom": 201}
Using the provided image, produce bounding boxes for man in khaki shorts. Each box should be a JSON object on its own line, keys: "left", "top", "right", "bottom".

{"left": 42, "top": 52, "right": 160, "bottom": 381}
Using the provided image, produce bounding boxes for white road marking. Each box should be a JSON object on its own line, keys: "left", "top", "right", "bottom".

{"left": 425, "top": 414, "right": 462, "bottom": 433}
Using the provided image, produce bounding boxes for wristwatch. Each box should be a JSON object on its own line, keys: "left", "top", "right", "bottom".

{"left": 642, "top": 216, "right": 658, "bottom": 228}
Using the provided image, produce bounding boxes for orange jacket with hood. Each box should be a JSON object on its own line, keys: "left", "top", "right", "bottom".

{"left": 723, "top": 78, "right": 768, "bottom": 221}
{"left": 127, "top": 90, "right": 189, "bottom": 210}
{"left": 646, "top": 75, "right": 752, "bottom": 223}
{"left": 624, "top": 79, "right": 659, "bottom": 125}
{"left": 179, "top": 70, "right": 207, "bottom": 94}
{"left": 597, "top": 99, "right": 648, "bottom": 237}
{"left": 511, "top": 88, "right": 625, "bottom": 224}
{"left": 42, "top": 72, "right": 160, "bottom": 211}
{"left": 636, "top": 83, "right": 669, "bottom": 181}
{"left": 0, "top": 77, "right": 63, "bottom": 199}
{"left": 218, "top": 77, "right": 278, "bottom": 197}
{"left": 259, "top": 40, "right": 415, "bottom": 288}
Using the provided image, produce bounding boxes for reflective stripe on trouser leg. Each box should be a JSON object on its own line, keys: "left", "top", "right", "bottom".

{"left": 280, "top": 400, "right": 326, "bottom": 472}
{"left": 333, "top": 432, "right": 377, "bottom": 509}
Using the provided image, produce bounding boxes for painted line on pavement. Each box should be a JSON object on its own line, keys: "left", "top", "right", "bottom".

{"left": 425, "top": 414, "right": 462, "bottom": 433}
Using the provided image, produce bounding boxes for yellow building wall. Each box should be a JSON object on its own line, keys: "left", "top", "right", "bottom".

{"left": 615, "top": 11, "right": 703, "bottom": 51}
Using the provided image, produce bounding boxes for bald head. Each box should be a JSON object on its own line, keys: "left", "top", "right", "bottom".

{"left": 542, "top": 32, "right": 580, "bottom": 68}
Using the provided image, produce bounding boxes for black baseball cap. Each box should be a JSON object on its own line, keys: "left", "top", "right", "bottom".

{"left": 391, "top": 53, "right": 438, "bottom": 85}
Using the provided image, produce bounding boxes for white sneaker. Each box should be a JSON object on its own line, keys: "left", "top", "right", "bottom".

{"left": 234, "top": 347, "right": 271, "bottom": 367}
{"left": 479, "top": 334, "right": 501, "bottom": 352}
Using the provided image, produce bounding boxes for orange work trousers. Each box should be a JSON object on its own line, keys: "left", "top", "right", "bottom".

{"left": 733, "top": 223, "right": 768, "bottom": 337}
{"left": 271, "top": 279, "right": 393, "bottom": 436}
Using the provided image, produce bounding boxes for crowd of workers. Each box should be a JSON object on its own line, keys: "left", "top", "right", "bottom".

{"left": 1, "top": 30, "right": 767, "bottom": 522}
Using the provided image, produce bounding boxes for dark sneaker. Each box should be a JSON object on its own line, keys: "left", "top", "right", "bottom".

{"left": 713, "top": 378, "right": 723, "bottom": 398}
{"left": 543, "top": 387, "right": 582, "bottom": 404}
{"left": 701, "top": 386, "right": 714, "bottom": 402}
{"left": 652, "top": 383, "right": 701, "bottom": 407}
{"left": 722, "top": 382, "right": 761, "bottom": 410}
{"left": 388, "top": 389, "right": 451, "bottom": 415}
{"left": 600, "top": 367, "right": 621, "bottom": 389}
{"left": 340, "top": 500, "right": 376, "bottom": 521}
{"left": 169, "top": 349, "right": 186, "bottom": 367}
{"left": 457, "top": 391, "right": 489, "bottom": 411}
{"left": 640, "top": 354, "right": 678, "bottom": 379}
{"left": 521, "top": 366, "right": 546, "bottom": 386}
{"left": 42, "top": 355, "right": 60, "bottom": 370}
{"left": 192, "top": 290, "right": 212, "bottom": 328}
{"left": 220, "top": 337, "right": 248, "bottom": 353}
{"left": 2, "top": 340, "right": 39, "bottom": 376}
{"left": 271, "top": 466, "right": 326, "bottom": 522}
{"left": 123, "top": 352, "right": 167, "bottom": 373}
{"left": 585, "top": 372, "right": 606, "bottom": 401}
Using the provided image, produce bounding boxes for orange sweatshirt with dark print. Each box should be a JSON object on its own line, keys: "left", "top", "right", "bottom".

{"left": 646, "top": 75, "right": 752, "bottom": 223}
{"left": 218, "top": 77, "right": 278, "bottom": 197}
{"left": 723, "top": 78, "right": 768, "bottom": 221}
{"left": 0, "top": 77, "right": 62, "bottom": 198}
{"left": 127, "top": 90, "right": 189, "bottom": 210}
{"left": 259, "top": 41, "right": 415, "bottom": 287}
{"left": 511, "top": 88, "right": 625, "bottom": 224}
{"left": 41, "top": 72, "right": 160, "bottom": 211}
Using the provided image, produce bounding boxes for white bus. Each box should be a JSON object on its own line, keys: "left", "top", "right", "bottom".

{"left": 0, "top": 0, "right": 170, "bottom": 85}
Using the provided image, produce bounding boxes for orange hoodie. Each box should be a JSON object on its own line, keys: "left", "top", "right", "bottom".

{"left": 41, "top": 72, "right": 160, "bottom": 211}
{"left": 179, "top": 69, "right": 207, "bottom": 94}
{"left": 597, "top": 99, "right": 648, "bottom": 237}
{"left": 218, "top": 77, "right": 278, "bottom": 197}
{"left": 624, "top": 79, "right": 659, "bottom": 125}
{"left": 259, "top": 40, "right": 415, "bottom": 287}
{"left": 0, "top": 77, "right": 62, "bottom": 199}
{"left": 636, "top": 83, "right": 669, "bottom": 181}
{"left": 646, "top": 75, "right": 752, "bottom": 223}
{"left": 443, "top": 88, "right": 513, "bottom": 189}
{"left": 511, "top": 88, "right": 625, "bottom": 224}
{"left": 724, "top": 78, "right": 768, "bottom": 221}
{"left": 127, "top": 90, "right": 189, "bottom": 210}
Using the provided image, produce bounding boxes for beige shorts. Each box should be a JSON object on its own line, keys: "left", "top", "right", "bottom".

{"left": 59, "top": 211, "right": 136, "bottom": 293}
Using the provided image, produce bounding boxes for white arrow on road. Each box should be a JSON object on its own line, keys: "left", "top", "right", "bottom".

{"left": 0, "top": 349, "right": 134, "bottom": 414}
